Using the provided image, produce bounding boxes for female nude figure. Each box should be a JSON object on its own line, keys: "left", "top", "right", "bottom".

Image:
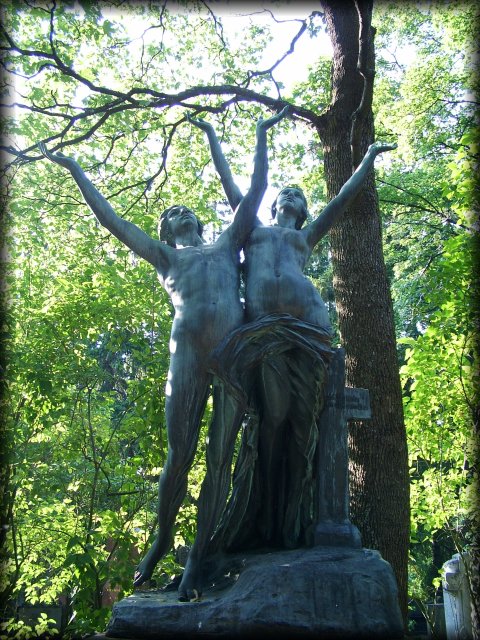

{"left": 191, "top": 116, "right": 395, "bottom": 549}
{"left": 38, "top": 107, "right": 288, "bottom": 600}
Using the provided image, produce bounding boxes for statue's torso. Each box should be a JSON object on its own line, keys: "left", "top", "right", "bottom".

{"left": 244, "top": 226, "right": 331, "bottom": 330}
{"left": 157, "top": 241, "right": 244, "bottom": 353}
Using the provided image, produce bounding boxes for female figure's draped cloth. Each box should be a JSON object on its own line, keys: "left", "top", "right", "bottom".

{"left": 207, "top": 313, "right": 333, "bottom": 552}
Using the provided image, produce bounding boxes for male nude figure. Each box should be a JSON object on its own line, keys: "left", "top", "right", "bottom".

{"left": 38, "top": 106, "right": 288, "bottom": 600}
{"left": 192, "top": 116, "right": 395, "bottom": 547}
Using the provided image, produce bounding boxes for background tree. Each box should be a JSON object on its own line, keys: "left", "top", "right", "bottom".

{"left": 315, "top": 2, "right": 410, "bottom": 619}
{"left": 373, "top": 4, "right": 479, "bottom": 633}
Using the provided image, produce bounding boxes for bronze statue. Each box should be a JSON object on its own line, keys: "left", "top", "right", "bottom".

{"left": 38, "top": 106, "right": 289, "bottom": 601}
{"left": 191, "top": 116, "right": 396, "bottom": 553}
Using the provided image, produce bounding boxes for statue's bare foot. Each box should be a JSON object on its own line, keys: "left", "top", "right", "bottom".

{"left": 133, "top": 546, "right": 161, "bottom": 587}
{"left": 178, "top": 587, "right": 201, "bottom": 602}
{"left": 178, "top": 564, "right": 202, "bottom": 602}
{"left": 133, "top": 560, "right": 154, "bottom": 587}
{"left": 133, "top": 536, "right": 173, "bottom": 587}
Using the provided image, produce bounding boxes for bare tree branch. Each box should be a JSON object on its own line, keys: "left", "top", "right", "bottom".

{"left": 199, "top": 0, "right": 227, "bottom": 48}
{"left": 377, "top": 178, "right": 449, "bottom": 214}
{"left": 1, "top": 79, "right": 322, "bottom": 168}
{"left": 243, "top": 19, "right": 308, "bottom": 91}
{"left": 0, "top": 5, "right": 328, "bottom": 173}
{"left": 0, "top": 10, "right": 331, "bottom": 211}
{"left": 0, "top": 23, "right": 132, "bottom": 102}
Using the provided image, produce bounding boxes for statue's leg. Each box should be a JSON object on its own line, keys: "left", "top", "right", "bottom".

{"left": 256, "top": 357, "right": 290, "bottom": 544}
{"left": 178, "top": 381, "right": 245, "bottom": 601}
{"left": 282, "top": 355, "right": 323, "bottom": 548}
{"left": 207, "top": 413, "right": 261, "bottom": 556}
{"left": 134, "top": 355, "right": 210, "bottom": 587}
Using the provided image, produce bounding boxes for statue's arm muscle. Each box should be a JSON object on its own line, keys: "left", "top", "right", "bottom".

{"left": 38, "top": 144, "right": 171, "bottom": 271}
{"left": 304, "top": 142, "right": 397, "bottom": 250}
{"left": 189, "top": 117, "right": 243, "bottom": 211}
{"left": 227, "top": 107, "right": 291, "bottom": 246}
{"left": 69, "top": 164, "right": 162, "bottom": 263}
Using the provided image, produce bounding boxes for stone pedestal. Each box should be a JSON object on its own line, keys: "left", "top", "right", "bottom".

{"left": 106, "top": 349, "right": 403, "bottom": 639}
{"left": 106, "top": 546, "right": 403, "bottom": 639}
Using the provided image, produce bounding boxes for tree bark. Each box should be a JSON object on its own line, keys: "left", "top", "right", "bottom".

{"left": 318, "top": 0, "right": 410, "bottom": 624}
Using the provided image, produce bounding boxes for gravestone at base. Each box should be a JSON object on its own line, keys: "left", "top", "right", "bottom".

{"left": 106, "top": 349, "right": 403, "bottom": 639}
{"left": 105, "top": 546, "right": 403, "bottom": 639}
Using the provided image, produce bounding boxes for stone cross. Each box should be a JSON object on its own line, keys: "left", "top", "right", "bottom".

{"left": 315, "top": 347, "right": 371, "bottom": 548}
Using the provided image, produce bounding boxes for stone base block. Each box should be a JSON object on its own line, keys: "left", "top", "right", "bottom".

{"left": 106, "top": 546, "right": 404, "bottom": 639}
{"left": 314, "top": 521, "right": 362, "bottom": 548}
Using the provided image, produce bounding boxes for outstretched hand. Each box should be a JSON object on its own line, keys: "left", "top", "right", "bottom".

{"left": 368, "top": 141, "right": 397, "bottom": 155}
{"left": 38, "top": 142, "right": 78, "bottom": 170}
{"left": 186, "top": 113, "right": 214, "bottom": 133}
{"left": 257, "top": 105, "right": 292, "bottom": 132}
{"left": 188, "top": 105, "right": 291, "bottom": 136}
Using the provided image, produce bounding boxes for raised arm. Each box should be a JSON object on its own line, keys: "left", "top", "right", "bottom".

{"left": 188, "top": 116, "right": 243, "bottom": 211}
{"left": 304, "top": 142, "right": 397, "bottom": 250}
{"left": 227, "top": 106, "right": 291, "bottom": 246}
{"left": 38, "top": 143, "right": 170, "bottom": 271}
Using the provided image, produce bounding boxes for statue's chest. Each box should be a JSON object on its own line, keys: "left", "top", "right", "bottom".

{"left": 160, "top": 245, "right": 235, "bottom": 299}
{"left": 248, "top": 227, "right": 310, "bottom": 268}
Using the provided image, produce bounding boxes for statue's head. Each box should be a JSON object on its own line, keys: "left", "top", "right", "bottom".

{"left": 159, "top": 205, "right": 204, "bottom": 247}
{"left": 271, "top": 186, "right": 308, "bottom": 230}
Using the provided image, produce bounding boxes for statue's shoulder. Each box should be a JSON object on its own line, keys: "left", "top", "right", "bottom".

{"left": 250, "top": 223, "right": 276, "bottom": 237}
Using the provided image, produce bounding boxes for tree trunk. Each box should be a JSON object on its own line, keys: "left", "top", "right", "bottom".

{"left": 317, "top": 0, "right": 410, "bottom": 624}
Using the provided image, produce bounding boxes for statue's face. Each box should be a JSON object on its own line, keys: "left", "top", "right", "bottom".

{"left": 166, "top": 206, "right": 197, "bottom": 237}
{"left": 275, "top": 187, "right": 306, "bottom": 228}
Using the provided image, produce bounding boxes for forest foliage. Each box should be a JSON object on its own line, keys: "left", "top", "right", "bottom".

{"left": 0, "top": 1, "right": 478, "bottom": 637}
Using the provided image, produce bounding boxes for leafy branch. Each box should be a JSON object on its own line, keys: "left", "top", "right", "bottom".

{"left": 1, "top": 6, "right": 325, "bottom": 169}
{"left": 1, "top": 82, "right": 321, "bottom": 165}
